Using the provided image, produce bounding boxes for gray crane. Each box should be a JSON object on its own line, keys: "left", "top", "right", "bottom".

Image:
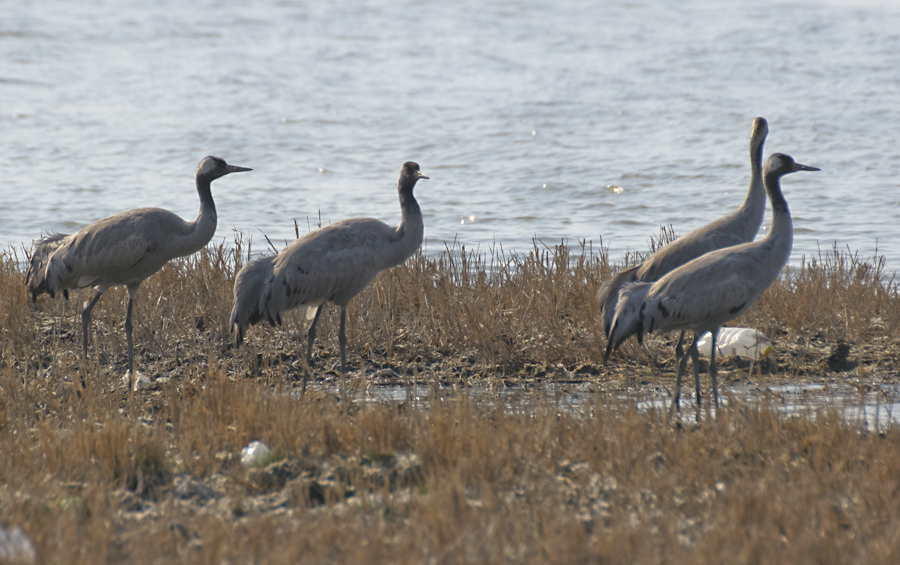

{"left": 27, "top": 156, "right": 251, "bottom": 382}
{"left": 230, "top": 161, "right": 429, "bottom": 385}
{"left": 604, "top": 153, "right": 819, "bottom": 418}
{"left": 599, "top": 118, "right": 770, "bottom": 340}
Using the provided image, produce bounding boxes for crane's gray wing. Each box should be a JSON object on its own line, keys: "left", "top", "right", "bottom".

{"left": 49, "top": 208, "right": 189, "bottom": 288}
{"left": 264, "top": 219, "right": 395, "bottom": 323}
{"left": 643, "top": 256, "right": 759, "bottom": 336}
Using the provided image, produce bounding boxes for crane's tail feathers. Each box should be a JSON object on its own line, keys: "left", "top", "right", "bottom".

{"left": 598, "top": 265, "right": 640, "bottom": 339}
{"left": 232, "top": 323, "right": 246, "bottom": 347}
{"left": 603, "top": 336, "right": 615, "bottom": 363}
{"left": 230, "top": 255, "right": 276, "bottom": 347}
{"left": 604, "top": 280, "right": 651, "bottom": 361}
{"left": 26, "top": 233, "right": 69, "bottom": 302}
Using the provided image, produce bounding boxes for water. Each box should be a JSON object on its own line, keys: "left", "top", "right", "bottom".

{"left": 333, "top": 379, "right": 900, "bottom": 431}
{"left": 2, "top": 0, "right": 898, "bottom": 269}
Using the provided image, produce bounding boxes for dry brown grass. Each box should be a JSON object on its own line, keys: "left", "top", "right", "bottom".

{"left": 2, "top": 236, "right": 900, "bottom": 563}
{"left": 746, "top": 246, "right": 900, "bottom": 338}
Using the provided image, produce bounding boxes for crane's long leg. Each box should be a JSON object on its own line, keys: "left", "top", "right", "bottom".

{"left": 124, "top": 285, "right": 140, "bottom": 379}
{"left": 338, "top": 307, "right": 347, "bottom": 374}
{"left": 301, "top": 305, "right": 325, "bottom": 396}
{"left": 709, "top": 326, "right": 721, "bottom": 416}
{"left": 674, "top": 330, "right": 685, "bottom": 372}
{"left": 670, "top": 341, "right": 691, "bottom": 417}
{"left": 306, "top": 305, "right": 324, "bottom": 369}
{"left": 337, "top": 306, "right": 350, "bottom": 405}
{"left": 81, "top": 290, "right": 104, "bottom": 361}
{"left": 689, "top": 335, "right": 702, "bottom": 422}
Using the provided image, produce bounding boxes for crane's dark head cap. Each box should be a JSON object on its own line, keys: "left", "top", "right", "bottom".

{"left": 197, "top": 156, "right": 252, "bottom": 180}
{"left": 766, "top": 153, "right": 820, "bottom": 175}
{"left": 400, "top": 161, "right": 429, "bottom": 181}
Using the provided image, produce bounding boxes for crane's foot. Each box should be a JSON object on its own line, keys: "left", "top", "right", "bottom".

{"left": 667, "top": 393, "right": 681, "bottom": 421}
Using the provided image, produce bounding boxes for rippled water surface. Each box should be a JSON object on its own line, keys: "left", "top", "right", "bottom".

{"left": 2, "top": 0, "right": 898, "bottom": 267}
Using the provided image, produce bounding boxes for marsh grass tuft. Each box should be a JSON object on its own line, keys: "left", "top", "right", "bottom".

{"left": 2, "top": 236, "right": 900, "bottom": 562}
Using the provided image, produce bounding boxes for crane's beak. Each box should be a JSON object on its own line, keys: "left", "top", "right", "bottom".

{"left": 418, "top": 171, "right": 429, "bottom": 180}
{"left": 227, "top": 165, "right": 253, "bottom": 174}
{"left": 792, "top": 162, "right": 820, "bottom": 172}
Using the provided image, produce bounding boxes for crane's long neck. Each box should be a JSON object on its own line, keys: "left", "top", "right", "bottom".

{"left": 180, "top": 176, "right": 219, "bottom": 256}
{"left": 385, "top": 184, "right": 424, "bottom": 268}
{"left": 733, "top": 131, "right": 767, "bottom": 240}
{"left": 759, "top": 170, "right": 792, "bottom": 261}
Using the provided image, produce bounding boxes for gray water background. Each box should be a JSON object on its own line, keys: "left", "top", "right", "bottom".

{"left": 2, "top": 0, "right": 899, "bottom": 268}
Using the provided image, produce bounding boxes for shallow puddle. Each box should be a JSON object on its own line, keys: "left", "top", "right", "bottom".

{"left": 336, "top": 380, "right": 900, "bottom": 431}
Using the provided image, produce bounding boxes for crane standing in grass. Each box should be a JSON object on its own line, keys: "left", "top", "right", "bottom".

{"left": 230, "top": 161, "right": 429, "bottom": 387}
{"left": 604, "top": 153, "right": 819, "bottom": 419}
{"left": 599, "top": 118, "right": 770, "bottom": 346}
{"left": 27, "top": 156, "right": 251, "bottom": 384}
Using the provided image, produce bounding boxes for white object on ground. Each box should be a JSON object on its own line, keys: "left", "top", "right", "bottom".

{"left": 0, "top": 525, "right": 36, "bottom": 564}
{"left": 121, "top": 370, "right": 151, "bottom": 391}
{"left": 240, "top": 441, "right": 272, "bottom": 467}
{"left": 696, "top": 327, "right": 772, "bottom": 359}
